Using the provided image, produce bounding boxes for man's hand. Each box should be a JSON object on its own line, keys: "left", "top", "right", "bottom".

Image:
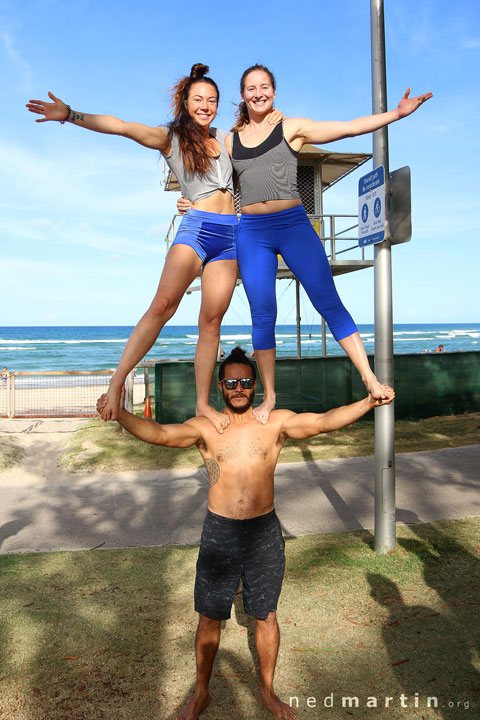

{"left": 367, "top": 385, "right": 395, "bottom": 407}
{"left": 177, "top": 196, "right": 193, "bottom": 214}
{"left": 267, "top": 107, "right": 286, "bottom": 124}
{"left": 97, "top": 393, "right": 108, "bottom": 414}
{"left": 97, "top": 386, "right": 125, "bottom": 417}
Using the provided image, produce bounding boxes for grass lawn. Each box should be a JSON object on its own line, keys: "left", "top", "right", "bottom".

{"left": 58, "top": 412, "right": 480, "bottom": 474}
{"left": 0, "top": 518, "right": 478, "bottom": 719}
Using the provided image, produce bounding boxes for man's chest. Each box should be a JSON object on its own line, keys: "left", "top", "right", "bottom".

{"left": 212, "top": 426, "right": 279, "bottom": 464}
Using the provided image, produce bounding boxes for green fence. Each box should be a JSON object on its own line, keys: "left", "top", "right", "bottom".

{"left": 155, "top": 352, "right": 480, "bottom": 424}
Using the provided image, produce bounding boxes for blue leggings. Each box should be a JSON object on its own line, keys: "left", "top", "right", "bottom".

{"left": 236, "top": 205, "right": 358, "bottom": 350}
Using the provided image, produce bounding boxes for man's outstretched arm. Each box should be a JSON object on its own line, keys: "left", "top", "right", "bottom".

{"left": 96, "top": 393, "right": 201, "bottom": 448}
{"left": 282, "top": 388, "right": 395, "bottom": 440}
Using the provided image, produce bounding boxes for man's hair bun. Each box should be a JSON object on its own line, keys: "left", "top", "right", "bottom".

{"left": 190, "top": 63, "right": 209, "bottom": 80}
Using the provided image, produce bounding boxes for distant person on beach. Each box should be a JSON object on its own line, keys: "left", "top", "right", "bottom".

{"left": 179, "top": 65, "right": 431, "bottom": 423}
{"left": 435, "top": 344, "right": 444, "bottom": 353}
{"left": 26, "top": 64, "right": 281, "bottom": 432}
{"left": 97, "top": 346, "right": 394, "bottom": 720}
{"left": 1, "top": 367, "right": 7, "bottom": 389}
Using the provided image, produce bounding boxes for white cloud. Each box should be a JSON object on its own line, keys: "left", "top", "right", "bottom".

{"left": 0, "top": 139, "right": 176, "bottom": 214}
{"left": 31, "top": 218, "right": 55, "bottom": 228}
{"left": 147, "top": 223, "right": 170, "bottom": 236}
{"left": 0, "top": 30, "right": 33, "bottom": 92}
{"left": 460, "top": 37, "right": 480, "bottom": 50}
{"left": 66, "top": 223, "right": 165, "bottom": 255}
{"left": 0, "top": 138, "right": 176, "bottom": 259}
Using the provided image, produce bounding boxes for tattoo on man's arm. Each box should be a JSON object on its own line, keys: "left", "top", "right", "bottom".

{"left": 205, "top": 458, "right": 220, "bottom": 487}
{"left": 70, "top": 111, "right": 85, "bottom": 124}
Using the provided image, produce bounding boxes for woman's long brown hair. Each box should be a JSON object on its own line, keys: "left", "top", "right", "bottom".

{"left": 168, "top": 63, "right": 220, "bottom": 176}
{"left": 230, "top": 64, "right": 277, "bottom": 133}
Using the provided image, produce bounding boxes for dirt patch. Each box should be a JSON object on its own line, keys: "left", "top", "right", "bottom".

{"left": 0, "top": 418, "right": 91, "bottom": 484}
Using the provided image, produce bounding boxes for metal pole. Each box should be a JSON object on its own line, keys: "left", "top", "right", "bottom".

{"left": 371, "top": 0, "right": 396, "bottom": 554}
{"left": 295, "top": 279, "right": 301, "bottom": 357}
{"left": 321, "top": 318, "right": 327, "bottom": 357}
{"left": 330, "top": 216, "right": 336, "bottom": 260}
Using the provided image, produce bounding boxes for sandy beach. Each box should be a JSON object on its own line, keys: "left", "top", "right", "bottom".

{"left": 0, "top": 381, "right": 146, "bottom": 418}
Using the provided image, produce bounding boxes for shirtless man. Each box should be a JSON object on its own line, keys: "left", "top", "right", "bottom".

{"left": 97, "top": 346, "right": 394, "bottom": 720}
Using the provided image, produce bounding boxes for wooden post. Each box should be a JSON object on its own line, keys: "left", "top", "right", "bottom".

{"left": 126, "top": 370, "right": 134, "bottom": 414}
{"left": 144, "top": 367, "right": 150, "bottom": 401}
{"left": 7, "top": 372, "right": 13, "bottom": 419}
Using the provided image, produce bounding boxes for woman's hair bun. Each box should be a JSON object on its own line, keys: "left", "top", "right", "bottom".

{"left": 190, "top": 63, "right": 209, "bottom": 80}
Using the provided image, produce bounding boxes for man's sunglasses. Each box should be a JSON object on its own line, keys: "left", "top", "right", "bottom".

{"left": 220, "top": 378, "right": 255, "bottom": 390}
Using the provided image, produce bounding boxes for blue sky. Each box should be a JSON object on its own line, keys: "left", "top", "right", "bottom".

{"left": 1, "top": 0, "right": 479, "bottom": 327}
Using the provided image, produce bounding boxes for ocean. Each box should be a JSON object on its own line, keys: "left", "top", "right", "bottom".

{"left": 0, "top": 324, "right": 479, "bottom": 373}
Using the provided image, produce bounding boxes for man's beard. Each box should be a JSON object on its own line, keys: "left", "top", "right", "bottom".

{"left": 223, "top": 391, "right": 255, "bottom": 414}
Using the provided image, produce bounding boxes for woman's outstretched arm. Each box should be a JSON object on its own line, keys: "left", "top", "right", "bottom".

{"left": 285, "top": 88, "right": 433, "bottom": 146}
{"left": 26, "top": 91, "right": 170, "bottom": 151}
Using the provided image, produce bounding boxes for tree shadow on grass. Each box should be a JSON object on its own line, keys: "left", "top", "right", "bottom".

{"left": 398, "top": 512, "right": 480, "bottom": 714}
{"left": 0, "top": 472, "right": 213, "bottom": 719}
{"left": 365, "top": 509, "right": 480, "bottom": 718}
{"left": 368, "top": 571, "right": 478, "bottom": 718}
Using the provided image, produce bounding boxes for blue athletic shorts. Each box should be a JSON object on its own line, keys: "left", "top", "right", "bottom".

{"left": 194, "top": 509, "right": 285, "bottom": 620}
{"left": 172, "top": 208, "right": 238, "bottom": 265}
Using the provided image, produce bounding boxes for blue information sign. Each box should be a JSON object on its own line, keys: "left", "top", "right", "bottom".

{"left": 358, "top": 165, "right": 385, "bottom": 247}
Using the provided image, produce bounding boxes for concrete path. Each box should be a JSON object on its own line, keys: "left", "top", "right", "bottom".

{"left": 0, "top": 418, "right": 478, "bottom": 554}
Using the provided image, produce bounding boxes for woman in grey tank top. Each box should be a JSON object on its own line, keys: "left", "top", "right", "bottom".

{"left": 27, "top": 64, "right": 241, "bottom": 432}
{"left": 228, "top": 64, "right": 432, "bottom": 424}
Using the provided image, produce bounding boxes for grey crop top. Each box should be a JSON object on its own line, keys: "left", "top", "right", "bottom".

{"left": 231, "top": 122, "right": 301, "bottom": 207}
{"left": 161, "top": 127, "right": 234, "bottom": 203}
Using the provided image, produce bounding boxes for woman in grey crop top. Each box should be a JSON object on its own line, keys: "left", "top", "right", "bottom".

{"left": 229, "top": 63, "right": 432, "bottom": 424}
{"left": 27, "top": 64, "right": 240, "bottom": 432}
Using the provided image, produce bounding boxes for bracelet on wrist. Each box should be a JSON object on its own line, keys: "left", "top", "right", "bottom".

{"left": 60, "top": 105, "right": 71, "bottom": 124}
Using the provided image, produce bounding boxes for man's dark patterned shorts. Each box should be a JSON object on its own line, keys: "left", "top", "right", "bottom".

{"left": 194, "top": 509, "right": 285, "bottom": 620}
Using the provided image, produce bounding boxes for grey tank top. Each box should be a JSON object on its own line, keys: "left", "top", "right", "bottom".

{"left": 231, "top": 122, "right": 301, "bottom": 207}
{"left": 162, "top": 127, "right": 234, "bottom": 203}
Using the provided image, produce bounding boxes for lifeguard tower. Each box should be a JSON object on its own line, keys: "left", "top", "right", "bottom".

{"left": 163, "top": 144, "right": 373, "bottom": 356}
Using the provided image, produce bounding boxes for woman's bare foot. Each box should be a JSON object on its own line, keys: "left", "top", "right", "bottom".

{"left": 196, "top": 403, "right": 230, "bottom": 434}
{"left": 176, "top": 689, "right": 210, "bottom": 720}
{"left": 99, "top": 382, "right": 123, "bottom": 421}
{"left": 261, "top": 688, "right": 296, "bottom": 719}
{"left": 363, "top": 373, "right": 390, "bottom": 401}
{"left": 253, "top": 395, "right": 276, "bottom": 425}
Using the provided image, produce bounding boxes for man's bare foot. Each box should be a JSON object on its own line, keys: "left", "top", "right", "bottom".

{"left": 196, "top": 404, "right": 230, "bottom": 434}
{"left": 100, "top": 383, "right": 123, "bottom": 421}
{"left": 176, "top": 689, "right": 210, "bottom": 720}
{"left": 261, "top": 688, "right": 296, "bottom": 719}
{"left": 253, "top": 396, "right": 276, "bottom": 425}
{"left": 363, "top": 374, "right": 390, "bottom": 401}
